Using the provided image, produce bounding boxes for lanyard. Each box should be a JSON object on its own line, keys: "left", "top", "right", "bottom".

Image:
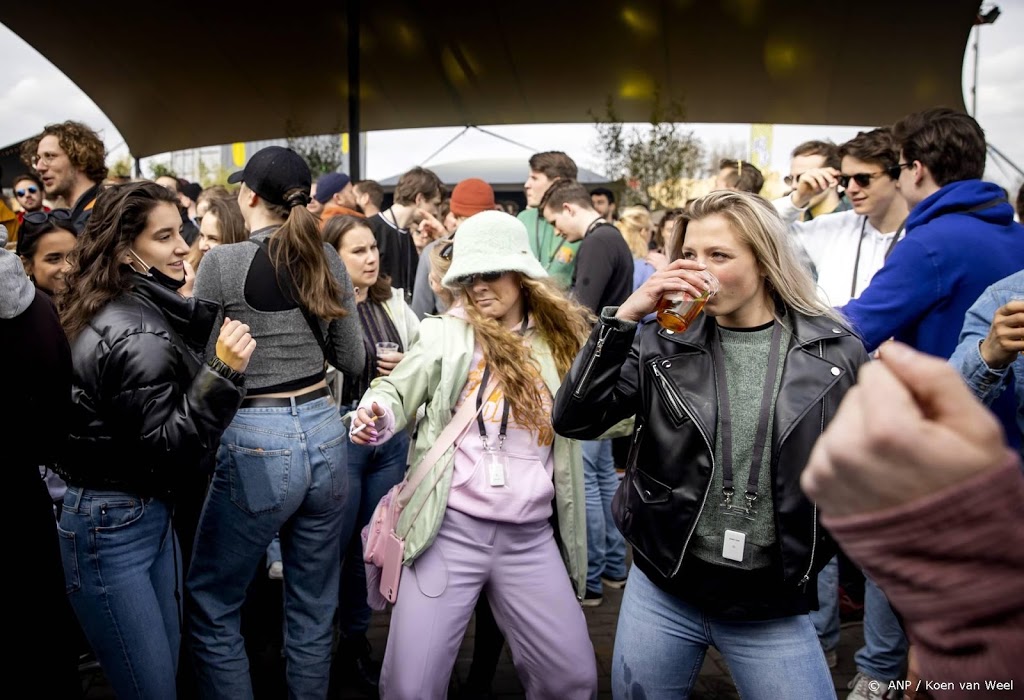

{"left": 476, "top": 365, "right": 511, "bottom": 451}
{"left": 712, "top": 322, "right": 784, "bottom": 508}
{"left": 474, "top": 315, "right": 529, "bottom": 450}
{"left": 850, "top": 216, "right": 906, "bottom": 299}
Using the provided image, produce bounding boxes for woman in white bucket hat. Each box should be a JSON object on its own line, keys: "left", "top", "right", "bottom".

{"left": 351, "top": 210, "right": 599, "bottom": 699}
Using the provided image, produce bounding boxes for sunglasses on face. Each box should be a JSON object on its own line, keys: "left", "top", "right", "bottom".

{"left": 782, "top": 173, "right": 804, "bottom": 187}
{"left": 456, "top": 271, "right": 504, "bottom": 286}
{"left": 16, "top": 186, "right": 39, "bottom": 197}
{"left": 839, "top": 164, "right": 905, "bottom": 190}
{"left": 22, "top": 208, "right": 73, "bottom": 226}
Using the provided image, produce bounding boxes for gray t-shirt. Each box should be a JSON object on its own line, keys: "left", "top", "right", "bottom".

{"left": 193, "top": 229, "right": 365, "bottom": 392}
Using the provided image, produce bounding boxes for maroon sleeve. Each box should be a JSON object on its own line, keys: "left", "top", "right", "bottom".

{"left": 823, "top": 456, "right": 1024, "bottom": 696}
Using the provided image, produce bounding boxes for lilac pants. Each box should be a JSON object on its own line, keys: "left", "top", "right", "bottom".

{"left": 380, "top": 508, "right": 598, "bottom": 699}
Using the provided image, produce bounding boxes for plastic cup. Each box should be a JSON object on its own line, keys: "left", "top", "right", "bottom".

{"left": 655, "top": 272, "right": 720, "bottom": 333}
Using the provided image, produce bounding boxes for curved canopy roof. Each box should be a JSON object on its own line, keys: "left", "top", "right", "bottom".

{"left": 1, "top": 0, "right": 976, "bottom": 158}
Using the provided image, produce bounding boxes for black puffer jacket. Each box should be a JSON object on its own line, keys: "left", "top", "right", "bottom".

{"left": 553, "top": 306, "right": 868, "bottom": 591}
{"left": 58, "top": 274, "right": 245, "bottom": 498}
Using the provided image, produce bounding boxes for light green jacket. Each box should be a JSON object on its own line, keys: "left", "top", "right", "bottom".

{"left": 518, "top": 208, "right": 580, "bottom": 290}
{"left": 360, "top": 312, "right": 588, "bottom": 598}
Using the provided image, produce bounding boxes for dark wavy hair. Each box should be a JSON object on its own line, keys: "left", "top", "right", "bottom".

{"left": 892, "top": 107, "right": 986, "bottom": 187}
{"left": 321, "top": 214, "right": 392, "bottom": 303}
{"left": 59, "top": 182, "right": 181, "bottom": 340}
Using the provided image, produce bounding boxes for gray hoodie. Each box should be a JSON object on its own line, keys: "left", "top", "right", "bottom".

{"left": 0, "top": 225, "right": 35, "bottom": 319}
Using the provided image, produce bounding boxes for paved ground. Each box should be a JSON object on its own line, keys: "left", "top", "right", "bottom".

{"left": 82, "top": 577, "right": 864, "bottom": 699}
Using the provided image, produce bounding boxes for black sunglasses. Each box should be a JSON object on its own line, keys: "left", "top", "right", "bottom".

{"left": 22, "top": 208, "right": 74, "bottom": 226}
{"left": 456, "top": 271, "right": 504, "bottom": 286}
{"left": 15, "top": 185, "right": 39, "bottom": 197}
{"left": 440, "top": 240, "right": 454, "bottom": 261}
{"left": 837, "top": 168, "right": 902, "bottom": 190}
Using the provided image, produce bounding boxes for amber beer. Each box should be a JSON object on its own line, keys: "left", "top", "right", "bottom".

{"left": 655, "top": 273, "right": 720, "bottom": 332}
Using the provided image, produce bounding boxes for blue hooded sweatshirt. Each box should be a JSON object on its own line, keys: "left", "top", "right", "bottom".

{"left": 841, "top": 179, "right": 1024, "bottom": 448}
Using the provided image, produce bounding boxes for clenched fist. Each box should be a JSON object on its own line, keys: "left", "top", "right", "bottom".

{"left": 216, "top": 317, "right": 256, "bottom": 373}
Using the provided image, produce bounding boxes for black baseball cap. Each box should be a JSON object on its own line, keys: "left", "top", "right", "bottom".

{"left": 227, "top": 146, "right": 311, "bottom": 206}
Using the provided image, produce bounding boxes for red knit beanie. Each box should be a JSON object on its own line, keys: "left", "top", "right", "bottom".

{"left": 450, "top": 178, "right": 496, "bottom": 217}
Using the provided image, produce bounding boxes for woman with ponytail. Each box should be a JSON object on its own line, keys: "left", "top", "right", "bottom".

{"left": 350, "top": 211, "right": 598, "bottom": 699}
{"left": 186, "top": 147, "right": 365, "bottom": 699}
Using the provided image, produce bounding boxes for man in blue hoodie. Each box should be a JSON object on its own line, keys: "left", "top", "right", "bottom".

{"left": 841, "top": 107, "right": 1024, "bottom": 452}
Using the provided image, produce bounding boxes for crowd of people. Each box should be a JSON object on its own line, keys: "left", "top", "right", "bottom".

{"left": 4, "top": 105, "right": 1022, "bottom": 700}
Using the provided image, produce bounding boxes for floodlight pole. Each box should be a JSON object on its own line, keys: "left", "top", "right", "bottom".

{"left": 972, "top": 5, "right": 1002, "bottom": 117}
{"left": 348, "top": 0, "right": 362, "bottom": 181}
{"left": 971, "top": 26, "right": 979, "bottom": 116}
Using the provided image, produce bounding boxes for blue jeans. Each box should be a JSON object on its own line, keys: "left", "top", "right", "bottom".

{"left": 336, "top": 419, "right": 409, "bottom": 638}
{"left": 810, "top": 556, "right": 840, "bottom": 652}
{"left": 855, "top": 577, "right": 908, "bottom": 681}
{"left": 186, "top": 396, "right": 347, "bottom": 700}
{"left": 58, "top": 487, "right": 179, "bottom": 700}
{"left": 582, "top": 439, "right": 627, "bottom": 593}
{"left": 613, "top": 567, "right": 834, "bottom": 699}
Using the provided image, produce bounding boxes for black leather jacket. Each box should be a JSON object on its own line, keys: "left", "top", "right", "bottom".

{"left": 553, "top": 306, "right": 868, "bottom": 590}
{"left": 58, "top": 274, "right": 245, "bottom": 498}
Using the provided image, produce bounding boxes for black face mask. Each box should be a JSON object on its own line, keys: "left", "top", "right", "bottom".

{"left": 129, "top": 250, "right": 186, "bottom": 291}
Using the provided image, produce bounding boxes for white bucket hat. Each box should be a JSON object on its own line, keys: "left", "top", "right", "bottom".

{"left": 441, "top": 210, "right": 549, "bottom": 288}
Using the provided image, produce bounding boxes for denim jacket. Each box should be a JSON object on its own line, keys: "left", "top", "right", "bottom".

{"left": 949, "top": 270, "right": 1024, "bottom": 451}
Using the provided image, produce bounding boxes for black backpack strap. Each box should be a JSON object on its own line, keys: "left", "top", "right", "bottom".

{"left": 251, "top": 238, "right": 336, "bottom": 367}
{"left": 960, "top": 196, "right": 1007, "bottom": 214}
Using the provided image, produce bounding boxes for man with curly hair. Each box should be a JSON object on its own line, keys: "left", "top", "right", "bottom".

{"left": 22, "top": 120, "right": 107, "bottom": 233}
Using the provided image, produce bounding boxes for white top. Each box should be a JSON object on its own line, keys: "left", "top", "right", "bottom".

{"left": 773, "top": 196, "right": 904, "bottom": 307}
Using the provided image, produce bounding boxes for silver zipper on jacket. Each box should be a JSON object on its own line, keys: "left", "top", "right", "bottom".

{"left": 649, "top": 361, "right": 687, "bottom": 422}
{"left": 573, "top": 325, "right": 612, "bottom": 399}
{"left": 799, "top": 340, "right": 827, "bottom": 587}
{"left": 650, "top": 360, "right": 715, "bottom": 577}
{"left": 624, "top": 423, "right": 644, "bottom": 470}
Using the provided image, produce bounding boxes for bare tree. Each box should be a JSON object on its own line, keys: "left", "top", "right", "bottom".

{"left": 591, "top": 92, "right": 705, "bottom": 209}
{"left": 706, "top": 139, "right": 747, "bottom": 174}
{"left": 285, "top": 121, "right": 345, "bottom": 178}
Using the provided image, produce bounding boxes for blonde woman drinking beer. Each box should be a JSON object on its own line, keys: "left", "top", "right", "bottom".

{"left": 553, "top": 191, "right": 869, "bottom": 699}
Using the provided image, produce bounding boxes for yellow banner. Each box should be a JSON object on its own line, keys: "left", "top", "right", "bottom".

{"left": 749, "top": 124, "right": 773, "bottom": 170}
{"left": 231, "top": 143, "right": 246, "bottom": 167}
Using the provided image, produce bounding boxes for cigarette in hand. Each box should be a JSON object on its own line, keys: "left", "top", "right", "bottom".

{"left": 350, "top": 414, "right": 379, "bottom": 436}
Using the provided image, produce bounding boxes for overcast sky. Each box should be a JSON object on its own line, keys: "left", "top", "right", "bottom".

{"left": 1, "top": 4, "right": 1021, "bottom": 189}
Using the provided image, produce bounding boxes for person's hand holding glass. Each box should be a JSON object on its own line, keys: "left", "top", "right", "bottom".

{"left": 615, "top": 259, "right": 716, "bottom": 331}
{"left": 375, "top": 341, "right": 403, "bottom": 377}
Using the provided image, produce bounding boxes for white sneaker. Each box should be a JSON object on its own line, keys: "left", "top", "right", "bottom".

{"left": 847, "top": 671, "right": 889, "bottom": 700}
{"left": 268, "top": 561, "right": 284, "bottom": 580}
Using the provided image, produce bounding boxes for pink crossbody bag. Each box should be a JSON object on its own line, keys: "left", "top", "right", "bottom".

{"left": 361, "top": 377, "right": 494, "bottom": 608}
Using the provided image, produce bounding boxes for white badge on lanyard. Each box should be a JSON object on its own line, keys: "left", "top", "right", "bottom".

{"left": 722, "top": 529, "right": 746, "bottom": 562}
{"left": 477, "top": 363, "right": 514, "bottom": 489}
{"left": 486, "top": 449, "right": 509, "bottom": 487}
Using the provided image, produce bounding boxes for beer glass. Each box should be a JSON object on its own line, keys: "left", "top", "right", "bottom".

{"left": 655, "top": 272, "right": 720, "bottom": 332}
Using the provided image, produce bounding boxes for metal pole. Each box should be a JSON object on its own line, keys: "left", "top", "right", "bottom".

{"left": 972, "top": 25, "right": 980, "bottom": 117}
{"left": 347, "top": 0, "right": 361, "bottom": 181}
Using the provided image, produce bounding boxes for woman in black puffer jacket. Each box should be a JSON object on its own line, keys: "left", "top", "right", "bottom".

{"left": 55, "top": 182, "right": 255, "bottom": 700}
